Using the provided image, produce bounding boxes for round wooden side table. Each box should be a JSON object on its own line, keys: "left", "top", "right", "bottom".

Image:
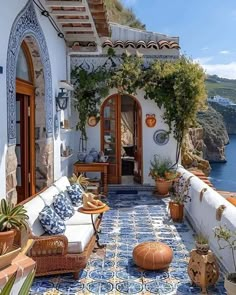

{"left": 79, "top": 205, "right": 110, "bottom": 248}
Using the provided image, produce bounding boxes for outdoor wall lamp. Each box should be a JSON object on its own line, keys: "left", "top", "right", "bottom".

{"left": 56, "top": 81, "right": 74, "bottom": 111}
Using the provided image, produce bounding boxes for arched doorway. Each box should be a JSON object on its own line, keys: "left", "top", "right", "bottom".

{"left": 6, "top": 1, "right": 54, "bottom": 204}
{"left": 15, "top": 41, "right": 35, "bottom": 202}
{"left": 101, "top": 94, "right": 143, "bottom": 184}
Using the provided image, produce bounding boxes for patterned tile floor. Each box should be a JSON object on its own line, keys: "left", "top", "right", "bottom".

{"left": 30, "top": 192, "right": 227, "bottom": 295}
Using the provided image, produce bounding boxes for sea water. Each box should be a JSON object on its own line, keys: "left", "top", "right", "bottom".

{"left": 210, "top": 135, "right": 236, "bottom": 191}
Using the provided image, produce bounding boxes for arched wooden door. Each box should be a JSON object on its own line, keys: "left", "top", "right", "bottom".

{"left": 15, "top": 41, "right": 35, "bottom": 203}
{"left": 101, "top": 94, "right": 142, "bottom": 184}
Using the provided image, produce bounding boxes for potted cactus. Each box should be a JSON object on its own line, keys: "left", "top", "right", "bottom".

{"left": 214, "top": 224, "right": 236, "bottom": 295}
{"left": 0, "top": 199, "right": 29, "bottom": 255}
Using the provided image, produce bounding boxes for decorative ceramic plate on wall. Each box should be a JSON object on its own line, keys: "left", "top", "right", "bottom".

{"left": 87, "top": 116, "right": 97, "bottom": 127}
{"left": 153, "top": 129, "right": 169, "bottom": 145}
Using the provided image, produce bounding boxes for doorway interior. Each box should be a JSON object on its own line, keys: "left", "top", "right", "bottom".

{"left": 101, "top": 94, "right": 142, "bottom": 185}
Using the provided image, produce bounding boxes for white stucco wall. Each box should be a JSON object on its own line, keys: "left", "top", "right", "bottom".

{"left": 85, "top": 88, "right": 178, "bottom": 185}
{"left": 178, "top": 166, "right": 236, "bottom": 273}
{"left": 0, "top": 0, "right": 69, "bottom": 197}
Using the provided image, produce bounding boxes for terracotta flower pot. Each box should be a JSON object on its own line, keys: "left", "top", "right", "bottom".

{"left": 0, "top": 230, "right": 16, "bottom": 254}
{"left": 155, "top": 179, "right": 171, "bottom": 196}
{"left": 224, "top": 273, "right": 236, "bottom": 295}
{"left": 169, "top": 201, "right": 184, "bottom": 222}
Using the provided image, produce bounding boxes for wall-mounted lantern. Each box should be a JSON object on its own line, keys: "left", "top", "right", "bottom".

{"left": 56, "top": 80, "right": 74, "bottom": 111}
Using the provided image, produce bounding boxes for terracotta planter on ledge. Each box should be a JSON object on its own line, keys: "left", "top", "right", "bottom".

{"left": 0, "top": 230, "right": 16, "bottom": 255}
{"left": 169, "top": 201, "right": 184, "bottom": 222}
{"left": 155, "top": 179, "right": 172, "bottom": 196}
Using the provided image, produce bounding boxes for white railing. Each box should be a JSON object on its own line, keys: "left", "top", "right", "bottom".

{"left": 178, "top": 166, "right": 236, "bottom": 273}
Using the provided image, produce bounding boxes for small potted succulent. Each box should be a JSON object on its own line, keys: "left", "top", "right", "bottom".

{"left": 214, "top": 224, "right": 236, "bottom": 295}
{"left": 195, "top": 233, "right": 209, "bottom": 255}
{"left": 169, "top": 175, "right": 192, "bottom": 222}
{"left": 0, "top": 199, "right": 29, "bottom": 255}
{"left": 149, "top": 155, "right": 179, "bottom": 196}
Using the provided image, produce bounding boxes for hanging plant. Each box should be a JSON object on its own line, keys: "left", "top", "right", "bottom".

{"left": 144, "top": 56, "right": 206, "bottom": 161}
{"left": 71, "top": 67, "right": 111, "bottom": 139}
{"left": 109, "top": 53, "right": 143, "bottom": 94}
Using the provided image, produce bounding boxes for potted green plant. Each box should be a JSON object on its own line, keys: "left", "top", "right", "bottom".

{"left": 0, "top": 199, "right": 29, "bottom": 255}
{"left": 169, "top": 175, "right": 192, "bottom": 222}
{"left": 213, "top": 224, "right": 236, "bottom": 295}
{"left": 195, "top": 233, "right": 209, "bottom": 255}
{"left": 149, "top": 155, "right": 179, "bottom": 196}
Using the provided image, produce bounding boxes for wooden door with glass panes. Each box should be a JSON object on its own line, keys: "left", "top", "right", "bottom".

{"left": 133, "top": 101, "right": 142, "bottom": 183}
{"left": 16, "top": 81, "right": 35, "bottom": 203}
{"left": 101, "top": 95, "right": 121, "bottom": 184}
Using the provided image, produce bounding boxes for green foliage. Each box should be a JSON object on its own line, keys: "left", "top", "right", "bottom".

{"left": 144, "top": 56, "right": 207, "bottom": 143}
{"left": 105, "top": 0, "right": 146, "bottom": 30}
{"left": 195, "top": 233, "right": 209, "bottom": 244}
{"left": 0, "top": 271, "right": 17, "bottom": 295}
{"left": 110, "top": 54, "right": 143, "bottom": 94}
{"left": 0, "top": 267, "right": 36, "bottom": 295}
{"left": 214, "top": 224, "right": 236, "bottom": 271}
{"left": 0, "top": 199, "right": 29, "bottom": 232}
{"left": 149, "top": 155, "right": 176, "bottom": 180}
{"left": 72, "top": 55, "right": 207, "bottom": 146}
{"left": 170, "top": 175, "right": 192, "bottom": 204}
{"left": 71, "top": 67, "right": 111, "bottom": 139}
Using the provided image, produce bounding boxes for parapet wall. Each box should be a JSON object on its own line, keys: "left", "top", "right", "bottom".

{"left": 178, "top": 166, "right": 236, "bottom": 273}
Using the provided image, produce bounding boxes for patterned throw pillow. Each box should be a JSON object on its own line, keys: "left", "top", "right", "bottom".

{"left": 53, "top": 192, "right": 75, "bottom": 220}
{"left": 39, "top": 206, "right": 66, "bottom": 235}
{"left": 66, "top": 184, "right": 84, "bottom": 206}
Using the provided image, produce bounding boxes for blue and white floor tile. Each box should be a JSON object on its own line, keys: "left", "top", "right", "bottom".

{"left": 30, "top": 192, "right": 226, "bottom": 294}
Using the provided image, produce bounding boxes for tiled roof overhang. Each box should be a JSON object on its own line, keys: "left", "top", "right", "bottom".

{"left": 102, "top": 39, "right": 180, "bottom": 50}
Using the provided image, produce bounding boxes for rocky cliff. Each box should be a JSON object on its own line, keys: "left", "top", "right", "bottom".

{"left": 182, "top": 128, "right": 211, "bottom": 175}
{"left": 182, "top": 106, "right": 229, "bottom": 174}
{"left": 197, "top": 106, "right": 229, "bottom": 162}
{"left": 208, "top": 101, "right": 236, "bottom": 134}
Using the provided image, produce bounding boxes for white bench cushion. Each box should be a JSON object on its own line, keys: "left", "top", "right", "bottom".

{"left": 53, "top": 176, "right": 71, "bottom": 192}
{"left": 65, "top": 224, "right": 95, "bottom": 253}
{"left": 23, "top": 196, "right": 45, "bottom": 236}
{"left": 65, "top": 211, "right": 99, "bottom": 225}
{"left": 39, "top": 186, "right": 60, "bottom": 206}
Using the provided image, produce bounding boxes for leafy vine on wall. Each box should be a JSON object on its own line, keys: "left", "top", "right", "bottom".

{"left": 71, "top": 53, "right": 207, "bottom": 161}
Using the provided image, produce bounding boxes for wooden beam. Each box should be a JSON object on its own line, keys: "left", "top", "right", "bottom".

{"left": 57, "top": 18, "right": 90, "bottom": 23}
{"left": 46, "top": 1, "right": 84, "bottom": 7}
{"left": 63, "top": 27, "right": 94, "bottom": 32}
{"left": 65, "top": 35, "right": 96, "bottom": 41}
{"left": 51, "top": 10, "right": 88, "bottom": 16}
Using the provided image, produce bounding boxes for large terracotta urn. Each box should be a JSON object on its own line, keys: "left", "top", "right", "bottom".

{"left": 188, "top": 249, "right": 219, "bottom": 294}
{"left": 133, "top": 241, "right": 173, "bottom": 270}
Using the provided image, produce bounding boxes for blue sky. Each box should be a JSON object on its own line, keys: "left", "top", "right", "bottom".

{"left": 121, "top": 0, "right": 236, "bottom": 79}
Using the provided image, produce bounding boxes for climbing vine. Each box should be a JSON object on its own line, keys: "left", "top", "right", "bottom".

{"left": 71, "top": 54, "right": 207, "bottom": 152}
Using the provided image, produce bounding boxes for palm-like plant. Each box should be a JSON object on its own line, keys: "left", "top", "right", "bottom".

{"left": 0, "top": 199, "right": 29, "bottom": 232}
